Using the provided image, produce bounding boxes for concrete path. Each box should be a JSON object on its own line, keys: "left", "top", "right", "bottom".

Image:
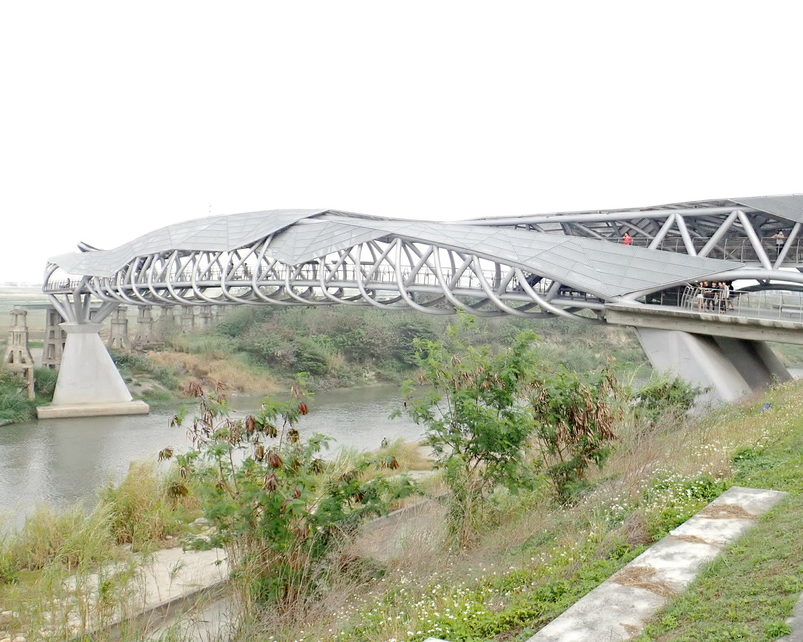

{"left": 41, "top": 546, "right": 230, "bottom": 641}
{"left": 106, "top": 546, "right": 230, "bottom": 637}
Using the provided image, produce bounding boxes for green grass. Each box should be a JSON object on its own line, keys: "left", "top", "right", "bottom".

{"left": 633, "top": 387, "right": 803, "bottom": 642}
{"left": 636, "top": 496, "right": 803, "bottom": 642}
{"left": 249, "top": 380, "right": 803, "bottom": 642}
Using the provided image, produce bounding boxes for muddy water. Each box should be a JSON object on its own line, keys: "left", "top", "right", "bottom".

{"left": 0, "top": 386, "right": 421, "bottom": 527}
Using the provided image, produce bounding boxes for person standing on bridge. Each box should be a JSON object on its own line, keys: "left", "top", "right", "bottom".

{"left": 719, "top": 282, "right": 730, "bottom": 313}
{"left": 772, "top": 230, "right": 786, "bottom": 258}
{"left": 622, "top": 232, "right": 633, "bottom": 246}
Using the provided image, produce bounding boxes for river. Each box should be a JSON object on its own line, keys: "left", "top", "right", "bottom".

{"left": 0, "top": 386, "right": 422, "bottom": 528}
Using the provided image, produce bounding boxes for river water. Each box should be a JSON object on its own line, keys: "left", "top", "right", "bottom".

{"left": 0, "top": 386, "right": 422, "bottom": 528}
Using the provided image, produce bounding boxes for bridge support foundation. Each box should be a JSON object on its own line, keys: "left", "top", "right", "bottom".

{"left": 135, "top": 305, "right": 155, "bottom": 344}
{"left": 37, "top": 323, "right": 148, "bottom": 419}
{"left": 108, "top": 306, "right": 131, "bottom": 350}
{"left": 42, "top": 307, "right": 66, "bottom": 369}
{"left": 3, "top": 309, "right": 35, "bottom": 400}
{"left": 635, "top": 328, "right": 792, "bottom": 404}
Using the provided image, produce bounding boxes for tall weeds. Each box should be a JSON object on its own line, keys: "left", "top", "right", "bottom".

{"left": 98, "top": 461, "right": 201, "bottom": 550}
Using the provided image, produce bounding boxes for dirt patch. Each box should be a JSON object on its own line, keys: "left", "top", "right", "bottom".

{"left": 670, "top": 533, "right": 713, "bottom": 545}
{"left": 613, "top": 565, "right": 677, "bottom": 599}
{"left": 354, "top": 499, "right": 447, "bottom": 563}
{"left": 699, "top": 503, "right": 756, "bottom": 520}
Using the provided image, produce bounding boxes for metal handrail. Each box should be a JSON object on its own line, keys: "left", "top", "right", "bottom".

{"left": 628, "top": 237, "right": 803, "bottom": 263}
{"left": 681, "top": 285, "right": 803, "bottom": 322}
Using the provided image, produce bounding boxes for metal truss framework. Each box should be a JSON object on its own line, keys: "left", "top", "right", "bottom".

{"left": 43, "top": 195, "right": 803, "bottom": 326}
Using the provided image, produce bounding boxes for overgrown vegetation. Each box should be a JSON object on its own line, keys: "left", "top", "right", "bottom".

{"left": 111, "top": 305, "right": 652, "bottom": 398}
{"left": 166, "top": 380, "right": 416, "bottom": 615}
{"left": 250, "top": 378, "right": 803, "bottom": 642}
{"left": 402, "top": 320, "right": 624, "bottom": 544}
{"left": 0, "top": 365, "right": 57, "bottom": 423}
{"left": 530, "top": 364, "right": 622, "bottom": 503}
{"left": 0, "top": 461, "right": 201, "bottom": 640}
{"left": 6, "top": 313, "right": 803, "bottom": 641}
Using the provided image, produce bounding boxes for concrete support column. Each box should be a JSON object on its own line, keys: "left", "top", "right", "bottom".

{"left": 635, "top": 328, "right": 791, "bottom": 405}
{"left": 135, "top": 305, "right": 154, "bottom": 344}
{"left": 108, "top": 306, "right": 131, "bottom": 350}
{"left": 198, "top": 305, "right": 213, "bottom": 330}
{"left": 3, "top": 308, "right": 35, "bottom": 400}
{"left": 181, "top": 306, "right": 195, "bottom": 333}
{"left": 37, "top": 322, "right": 148, "bottom": 418}
{"left": 43, "top": 307, "right": 67, "bottom": 369}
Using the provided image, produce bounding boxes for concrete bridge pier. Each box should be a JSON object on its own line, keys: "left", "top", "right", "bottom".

{"left": 199, "top": 305, "right": 213, "bottom": 330}
{"left": 135, "top": 305, "right": 155, "bottom": 344}
{"left": 181, "top": 306, "right": 195, "bottom": 333}
{"left": 37, "top": 322, "right": 148, "bottom": 419}
{"left": 108, "top": 306, "right": 131, "bottom": 350}
{"left": 42, "top": 307, "right": 66, "bottom": 369}
{"left": 3, "top": 309, "right": 35, "bottom": 400}
{"left": 635, "top": 328, "right": 792, "bottom": 404}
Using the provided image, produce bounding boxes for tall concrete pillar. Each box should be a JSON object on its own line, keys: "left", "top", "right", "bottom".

{"left": 199, "top": 305, "right": 213, "bottom": 330}
{"left": 135, "top": 305, "right": 154, "bottom": 344}
{"left": 42, "top": 306, "right": 67, "bottom": 369}
{"left": 108, "top": 306, "right": 131, "bottom": 350}
{"left": 3, "top": 309, "right": 35, "bottom": 399}
{"left": 181, "top": 306, "right": 195, "bottom": 333}
{"left": 635, "top": 328, "right": 792, "bottom": 405}
{"left": 37, "top": 322, "right": 149, "bottom": 418}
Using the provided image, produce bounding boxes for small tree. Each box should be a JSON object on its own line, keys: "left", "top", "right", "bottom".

{"left": 402, "top": 323, "right": 540, "bottom": 545}
{"left": 169, "top": 378, "right": 414, "bottom": 613}
{"left": 632, "top": 375, "right": 703, "bottom": 426}
{"left": 529, "top": 365, "right": 622, "bottom": 503}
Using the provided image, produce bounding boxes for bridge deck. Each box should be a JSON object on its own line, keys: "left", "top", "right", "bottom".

{"left": 605, "top": 303, "right": 803, "bottom": 345}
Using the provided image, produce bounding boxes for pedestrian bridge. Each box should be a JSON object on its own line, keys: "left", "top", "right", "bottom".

{"left": 40, "top": 194, "right": 803, "bottom": 416}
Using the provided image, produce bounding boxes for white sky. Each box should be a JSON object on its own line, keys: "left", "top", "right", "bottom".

{"left": 2, "top": 1, "right": 802, "bottom": 283}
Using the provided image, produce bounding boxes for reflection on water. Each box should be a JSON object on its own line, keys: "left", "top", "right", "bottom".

{"left": 0, "top": 386, "right": 421, "bottom": 527}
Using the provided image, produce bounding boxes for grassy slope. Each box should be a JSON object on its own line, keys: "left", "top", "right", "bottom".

{"left": 635, "top": 386, "right": 803, "bottom": 642}
{"left": 267, "top": 381, "right": 803, "bottom": 642}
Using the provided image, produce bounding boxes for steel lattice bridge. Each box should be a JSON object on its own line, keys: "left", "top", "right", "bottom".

{"left": 39, "top": 194, "right": 803, "bottom": 418}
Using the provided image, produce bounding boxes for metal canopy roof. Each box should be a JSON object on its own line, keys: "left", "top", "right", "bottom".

{"left": 51, "top": 195, "right": 803, "bottom": 298}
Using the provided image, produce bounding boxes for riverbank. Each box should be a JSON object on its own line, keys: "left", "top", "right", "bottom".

{"left": 267, "top": 379, "right": 803, "bottom": 642}
{"left": 2, "top": 377, "right": 803, "bottom": 641}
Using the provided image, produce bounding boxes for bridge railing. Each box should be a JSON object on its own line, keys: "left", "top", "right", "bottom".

{"left": 681, "top": 285, "right": 803, "bottom": 322}
{"left": 629, "top": 237, "right": 803, "bottom": 263}
{"left": 104, "top": 265, "right": 558, "bottom": 295}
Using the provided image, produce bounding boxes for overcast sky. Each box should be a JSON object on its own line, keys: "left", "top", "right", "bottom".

{"left": 2, "top": 1, "right": 801, "bottom": 283}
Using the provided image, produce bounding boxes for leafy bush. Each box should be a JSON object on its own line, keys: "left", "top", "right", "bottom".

{"left": 169, "top": 380, "right": 415, "bottom": 611}
{"left": 403, "top": 321, "right": 541, "bottom": 545}
{"left": 295, "top": 336, "right": 331, "bottom": 375}
{"left": 33, "top": 367, "right": 58, "bottom": 397}
{"left": 632, "top": 375, "right": 703, "bottom": 425}
{"left": 0, "top": 368, "right": 35, "bottom": 423}
{"left": 530, "top": 365, "right": 622, "bottom": 503}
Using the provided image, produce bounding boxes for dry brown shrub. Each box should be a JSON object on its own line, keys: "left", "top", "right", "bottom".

{"left": 149, "top": 351, "right": 280, "bottom": 393}
{"left": 617, "top": 511, "right": 653, "bottom": 547}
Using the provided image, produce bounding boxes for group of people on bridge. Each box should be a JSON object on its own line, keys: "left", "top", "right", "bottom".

{"left": 693, "top": 281, "right": 734, "bottom": 313}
